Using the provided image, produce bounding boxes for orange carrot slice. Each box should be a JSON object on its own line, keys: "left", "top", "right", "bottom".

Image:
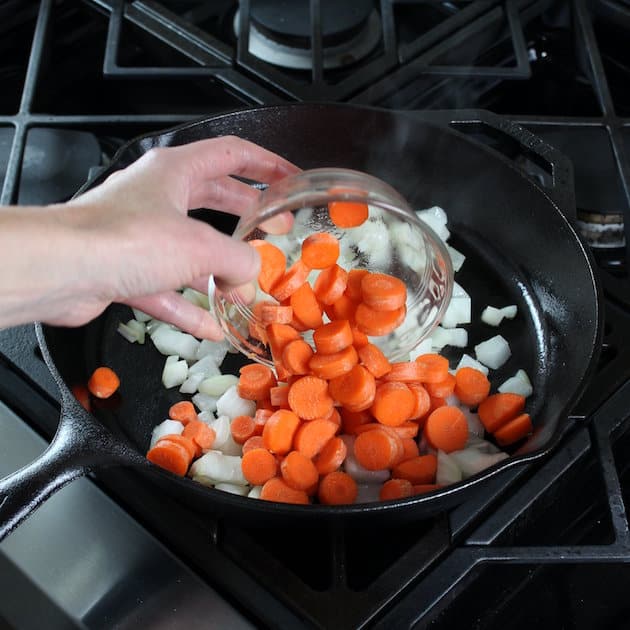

{"left": 355, "top": 303, "right": 406, "bottom": 336}
{"left": 249, "top": 239, "right": 286, "bottom": 294}
{"left": 288, "top": 375, "right": 334, "bottom": 420}
{"left": 392, "top": 454, "right": 438, "bottom": 485}
{"left": 318, "top": 471, "right": 358, "bottom": 504}
{"left": 301, "top": 232, "right": 340, "bottom": 269}
{"left": 328, "top": 200, "right": 369, "bottom": 228}
{"left": 308, "top": 345, "right": 359, "bottom": 380}
{"left": 313, "top": 436, "right": 347, "bottom": 475}
{"left": 280, "top": 451, "right": 319, "bottom": 491}
{"left": 260, "top": 477, "right": 309, "bottom": 504}
{"left": 238, "top": 363, "right": 277, "bottom": 401}
{"left": 313, "top": 264, "right": 348, "bottom": 305}
{"left": 269, "top": 260, "right": 310, "bottom": 301}
{"left": 361, "top": 272, "right": 407, "bottom": 311}
{"left": 370, "top": 381, "right": 415, "bottom": 427}
{"left": 241, "top": 448, "right": 278, "bottom": 486}
{"left": 493, "top": 413, "right": 533, "bottom": 446}
{"left": 293, "top": 418, "right": 339, "bottom": 458}
{"left": 454, "top": 366, "right": 491, "bottom": 407}
{"left": 424, "top": 406, "right": 468, "bottom": 453}
{"left": 87, "top": 366, "right": 120, "bottom": 399}
{"left": 313, "top": 319, "right": 353, "bottom": 354}
{"left": 477, "top": 393, "right": 526, "bottom": 433}
{"left": 262, "top": 409, "right": 301, "bottom": 455}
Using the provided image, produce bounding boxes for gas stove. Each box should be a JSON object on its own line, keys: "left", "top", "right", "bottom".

{"left": 2, "top": 1, "right": 630, "bottom": 628}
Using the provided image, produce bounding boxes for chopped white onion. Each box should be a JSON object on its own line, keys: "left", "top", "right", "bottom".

{"left": 151, "top": 326, "right": 200, "bottom": 362}
{"left": 195, "top": 338, "right": 230, "bottom": 364}
{"left": 214, "top": 482, "right": 249, "bottom": 496}
{"left": 179, "top": 372, "right": 206, "bottom": 394}
{"left": 126, "top": 319, "right": 146, "bottom": 344}
{"left": 416, "top": 206, "right": 450, "bottom": 241}
{"left": 198, "top": 374, "right": 239, "bottom": 397}
{"left": 181, "top": 287, "right": 210, "bottom": 310}
{"left": 475, "top": 335, "right": 512, "bottom": 369}
{"left": 248, "top": 486, "right": 263, "bottom": 499}
{"left": 498, "top": 369, "right": 533, "bottom": 397}
{"left": 192, "top": 392, "right": 218, "bottom": 413}
{"left": 216, "top": 385, "right": 256, "bottom": 419}
{"left": 447, "top": 245, "right": 466, "bottom": 272}
{"left": 188, "top": 354, "right": 221, "bottom": 379}
{"left": 436, "top": 450, "right": 463, "bottom": 485}
{"left": 440, "top": 296, "right": 472, "bottom": 329}
{"left": 117, "top": 322, "right": 139, "bottom": 344}
{"left": 456, "top": 354, "right": 489, "bottom": 376}
{"left": 197, "top": 410, "right": 214, "bottom": 424}
{"left": 132, "top": 308, "right": 153, "bottom": 323}
{"left": 465, "top": 434, "right": 502, "bottom": 454}
{"left": 431, "top": 326, "right": 468, "bottom": 350}
{"left": 149, "top": 419, "right": 184, "bottom": 449}
{"left": 481, "top": 304, "right": 518, "bottom": 327}
{"left": 189, "top": 450, "right": 247, "bottom": 486}
{"left": 341, "top": 435, "right": 391, "bottom": 484}
{"left": 459, "top": 407, "right": 485, "bottom": 437}
{"left": 449, "top": 449, "right": 509, "bottom": 478}
{"left": 219, "top": 434, "right": 244, "bottom": 457}
{"left": 162, "top": 358, "right": 188, "bottom": 389}
{"left": 208, "top": 414, "right": 232, "bottom": 450}
{"left": 355, "top": 484, "right": 382, "bottom": 503}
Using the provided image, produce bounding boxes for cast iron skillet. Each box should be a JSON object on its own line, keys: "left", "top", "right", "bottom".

{"left": 0, "top": 104, "right": 602, "bottom": 539}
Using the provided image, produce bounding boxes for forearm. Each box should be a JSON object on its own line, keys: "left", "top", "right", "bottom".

{"left": 0, "top": 205, "right": 99, "bottom": 327}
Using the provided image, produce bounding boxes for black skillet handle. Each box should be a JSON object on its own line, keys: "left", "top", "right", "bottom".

{"left": 415, "top": 109, "right": 576, "bottom": 221}
{"left": 0, "top": 388, "right": 148, "bottom": 541}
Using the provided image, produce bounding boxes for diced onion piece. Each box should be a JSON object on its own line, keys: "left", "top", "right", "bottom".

{"left": 197, "top": 410, "right": 214, "bottom": 424}
{"left": 126, "top": 319, "right": 146, "bottom": 344}
{"left": 456, "top": 354, "right": 489, "bottom": 376}
{"left": 498, "top": 369, "right": 533, "bottom": 397}
{"left": 219, "top": 434, "right": 243, "bottom": 457}
{"left": 188, "top": 354, "right": 221, "bottom": 379}
{"left": 162, "top": 358, "right": 188, "bottom": 389}
{"left": 465, "top": 434, "right": 502, "bottom": 454}
{"left": 481, "top": 304, "right": 518, "bottom": 326}
{"left": 449, "top": 449, "right": 509, "bottom": 478}
{"left": 151, "top": 326, "right": 200, "bottom": 362}
{"left": 340, "top": 435, "right": 391, "bottom": 484}
{"left": 179, "top": 372, "right": 206, "bottom": 395}
{"left": 416, "top": 206, "right": 450, "bottom": 241}
{"left": 149, "top": 419, "right": 184, "bottom": 449}
{"left": 432, "top": 327, "right": 468, "bottom": 350}
{"left": 460, "top": 407, "right": 485, "bottom": 437}
{"left": 195, "top": 338, "right": 230, "bottom": 364}
{"left": 181, "top": 287, "right": 210, "bottom": 310}
{"left": 146, "top": 319, "right": 170, "bottom": 336}
{"left": 216, "top": 385, "right": 256, "bottom": 420}
{"left": 248, "top": 486, "right": 263, "bottom": 499}
{"left": 132, "top": 308, "right": 152, "bottom": 323}
{"left": 189, "top": 450, "right": 247, "bottom": 486}
{"left": 474, "top": 335, "right": 511, "bottom": 369}
{"left": 436, "top": 450, "right": 463, "bottom": 485}
{"left": 447, "top": 245, "right": 466, "bottom": 272}
{"left": 198, "top": 374, "right": 239, "bottom": 397}
{"left": 192, "top": 392, "right": 218, "bottom": 413}
{"left": 117, "top": 322, "right": 139, "bottom": 344}
{"left": 209, "top": 414, "right": 232, "bottom": 450}
{"left": 440, "top": 296, "right": 472, "bottom": 329}
{"left": 353, "top": 218, "right": 392, "bottom": 268}
{"left": 214, "top": 482, "right": 249, "bottom": 496}
{"left": 356, "top": 484, "right": 383, "bottom": 503}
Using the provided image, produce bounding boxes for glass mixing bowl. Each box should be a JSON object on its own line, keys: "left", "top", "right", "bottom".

{"left": 213, "top": 168, "right": 453, "bottom": 367}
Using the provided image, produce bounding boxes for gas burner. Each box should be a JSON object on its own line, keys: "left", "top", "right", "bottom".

{"left": 234, "top": 0, "right": 381, "bottom": 70}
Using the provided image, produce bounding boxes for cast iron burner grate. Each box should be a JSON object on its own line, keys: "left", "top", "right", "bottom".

{"left": 2, "top": 1, "right": 630, "bottom": 628}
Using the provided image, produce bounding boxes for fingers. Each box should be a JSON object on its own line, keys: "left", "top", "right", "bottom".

{"left": 173, "top": 136, "right": 300, "bottom": 189}
{"left": 124, "top": 292, "right": 225, "bottom": 341}
{"left": 188, "top": 175, "right": 261, "bottom": 216}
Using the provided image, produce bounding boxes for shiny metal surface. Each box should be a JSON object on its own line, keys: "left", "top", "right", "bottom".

{"left": 0, "top": 401, "right": 253, "bottom": 629}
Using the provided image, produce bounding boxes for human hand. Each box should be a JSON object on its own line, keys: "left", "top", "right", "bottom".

{"left": 32, "top": 136, "right": 299, "bottom": 338}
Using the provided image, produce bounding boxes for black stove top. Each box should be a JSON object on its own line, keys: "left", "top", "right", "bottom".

{"left": 2, "top": 1, "right": 630, "bottom": 628}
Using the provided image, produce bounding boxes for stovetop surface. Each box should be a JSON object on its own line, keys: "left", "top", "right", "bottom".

{"left": 2, "top": 1, "right": 630, "bottom": 629}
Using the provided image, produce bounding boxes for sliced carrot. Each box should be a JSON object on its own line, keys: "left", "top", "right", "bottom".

{"left": 266, "top": 323, "right": 301, "bottom": 369}
{"left": 71, "top": 384, "right": 91, "bottom": 412}
{"left": 361, "top": 272, "right": 407, "bottom": 312}
{"left": 288, "top": 375, "right": 334, "bottom": 420}
{"left": 313, "top": 264, "right": 348, "bottom": 305}
{"left": 260, "top": 477, "right": 309, "bottom": 504}
{"left": 269, "top": 259, "right": 310, "bottom": 302}
{"left": 454, "top": 366, "right": 491, "bottom": 407}
{"left": 383, "top": 361, "right": 424, "bottom": 383}
{"left": 328, "top": 364, "right": 376, "bottom": 412}
{"left": 301, "top": 232, "right": 340, "bottom": 269}
{"left": 282, "top": 339, "right": 315, "bottom": 375}
{"left": 345, "top": 268, "right": 369, "bottom": 302}
{"left": 328, "top": 200, "right": 369, "bottom": 228}
{"left": 313, "top": 436, "right": 347, "bottom": 475}
{"left": 340, "top": 408, "right": 373, "bottom": 434}
{"left": 260, "top": 303, "right": 293, "bottom": 325}
{"left": 331, "top": 294, "right": 358, "bottom": 323}
{"left": 262, "top": 409, "right": 301, "bottom": 455}
{"left": 289, "top": 282, "right": 323, "bottom": 330}
{"left": 477, "top": 393, "right": 526, "bottom": 433}
{"left": 280, "top": 450, "right": 319, "bottom": 491}
{"left": 87, "top": 366, "right": 120, "bottom": 399}
{"left": 357, "top": 343, "right": 392, "bottom": 378}
{"left": 242, "top": 435, "right": 266, "bottom": 455}
{"left": 350, "top": 325, "right": 369, "bottom": 349}
{"left": 400, "top": 437, "right": 420, "bottom": 462}
{"left": 238, "top": 363, "right": 277, "bottom": 401}
{"left": 392, "top": 454, "right": 437, "bottom": 485}
{"left": 424, "top": 406, "right": 468, "bottom": 453}
{"left": 182, "top": 420, "right": 216, "bottom": 456}
{"left": 319, "top": 406, "right": 342, "bottom": 430}
{"left": 156, "top": 433, "right": 197, "bottom": 460}
{"left": 241, "top": 448, "right": 278, "bottom": 486}
{"left": 370, "top": 381, "right": 415, "bottom": 427}
{"left": 293, "top": 418, "right": 339, "bottom": 459}
{"left": 256, "top": 398, "right": 274, "bottom": 411}
{"left": 269, "top": 384, "right": 291, "bottom": 409}
{"left": 424, "top": 372, "right": 456, "bottom": 399}
{"left": 379, "top": 478, "right": 414, "bottom": 501}
{"left": 253, "top": 408, "right": 273, "bottom": 434}
{"left": 414, "top": 353, "right": 450, "bottom": 383}
{"left": 168, "top": 400, "right": 198, "bottom": 425}
{"left": 313, "top": 319, "right": 353, "bottom": 354}
{"left": 308, "top": 345, "right": 358, "bottom": 380}
{"left": 318, "top": 471, "right": 358, "bottom": 505}
{"left": 407, "top": 383, "right": 431, "bottom": 420}
{"left": 249, "top": 300, "right": 275, "bottom": 344}
{"left": 147, "top": 439, "right": 192, "bottom": 477}
{"left": 353, "top": 427, "right": 400, "bottom": 470}
{"left": 230, "top": 414, "right": 257, "bottom": 445}
{"left": 355, "top": 303, "right": 406, "bottom": 337}
{"left": 391, "top": 421, "right": 420, "bottom": 439}
{"left": 249, "top": 239, "right": 286, "bottom": 294}
{"left": 493, "top": 413, "right": 533, "bottom": 446}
